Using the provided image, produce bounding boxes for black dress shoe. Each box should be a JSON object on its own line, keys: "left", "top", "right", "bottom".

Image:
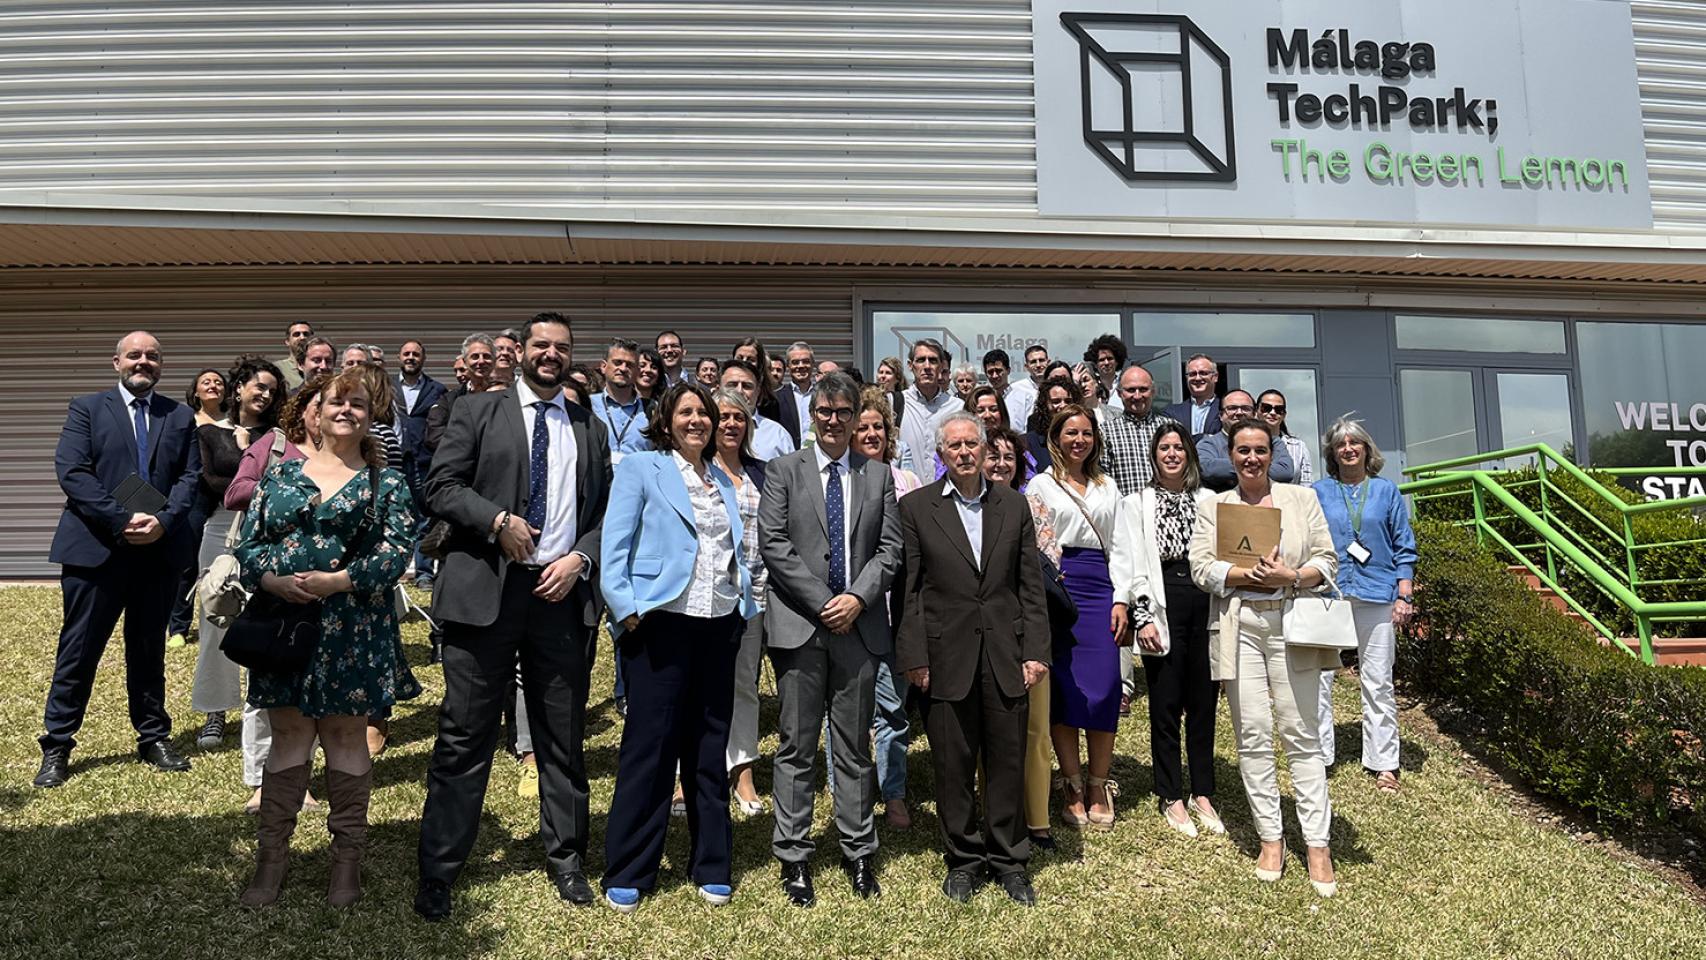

{"left": 1030, "top": 832, "right": 1058, "bottom": 853}
{"left": 780, "top": 861, "right": 815, "bottom": 908}
{"left": 841, "top": 855, "right": 881, "bottom": 899}
{"left": 138, "top": 740, "right": 191, "bottom": 772}
{"left": 941, "top": 869, "right": 982, "bottom": 903}
{"left": 33, "top": 748, "right": 70, "bottom": 788}
{"left": 551, "top": 871, "right": 596, "bottom": 906}
{"left": 997, "top": 871, "right": 1037, "bottom": 906}
{"left": 414, "top": 878, "right": 452, "bottom": 921}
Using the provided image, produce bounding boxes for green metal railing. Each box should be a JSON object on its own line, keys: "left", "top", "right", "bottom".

{"left": 1400, "top": 444, "right": 1706, "bottom": 664}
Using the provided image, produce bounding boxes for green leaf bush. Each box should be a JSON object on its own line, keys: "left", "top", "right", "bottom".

{"left": 1403, "top": 518, "right": 1706, "bottom": 840}
{"left": 1411, "top": 467, "right": 1706, "bottom": 637}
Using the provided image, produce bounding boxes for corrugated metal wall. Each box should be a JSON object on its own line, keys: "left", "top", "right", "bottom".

{"left": 1635, "top": 0, "right": 1706, "bottom": 230}
{"left": 0, "top": 0, "right": 1037, "bottom": 215}
{"left": 2, "top": 2, "right": 1706, "bottom": 229}
{"left": 0, "top": 265, "right": 855, "bottom": 578}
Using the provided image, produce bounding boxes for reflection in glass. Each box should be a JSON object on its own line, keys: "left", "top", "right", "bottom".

{"left": 1132, "top": 313, "right": 1315, "bottom": 349}
{"left": 1400, "top": 369, "right": 1480, "bottom": 467}
{"left": 1578, "top": 321, "right": 1706, "bottom": 469}
{"left": 1494, "top": 373, "right": 1575, "bottom": 467}
{"left": 872, "top": 312, "right": 1121, "bottom": 371}
{"left": 1395, "top": 315, "right": 1567, "bottom": 354}
{"left": 1237, "top": 367, "right": 1320, "bottom": 473}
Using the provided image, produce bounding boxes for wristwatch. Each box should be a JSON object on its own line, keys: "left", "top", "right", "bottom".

{"left": 1397, "top": 593, "right": 1413, "bottom": 603}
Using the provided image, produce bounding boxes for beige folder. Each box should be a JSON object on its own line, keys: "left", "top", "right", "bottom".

{"left": 1216, "top": 502, "right": 1282, "bottom": 565}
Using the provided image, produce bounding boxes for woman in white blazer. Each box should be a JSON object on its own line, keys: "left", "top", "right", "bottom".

{"left": 1187, "top": 418, "right": 1341, "bottom": 897}
{"left": 1109, "top": 422, "right": 1222, "bottom": 839}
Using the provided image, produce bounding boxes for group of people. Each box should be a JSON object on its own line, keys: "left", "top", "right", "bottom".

{"left": 35, "top": 316, "right": 1417, "bottom": 917}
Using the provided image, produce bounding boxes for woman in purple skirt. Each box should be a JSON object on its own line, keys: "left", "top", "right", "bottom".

{"left": 1024, "top": 404, "right": 1125, "bottom": 830}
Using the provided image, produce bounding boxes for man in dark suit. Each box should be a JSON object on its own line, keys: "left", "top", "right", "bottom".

{"left": 36, "top": 331, "right": 201, "bottom": 788}
{"left": 897, "top": 412, "right": 1050, "bottom": 906}
{"left": 772, "top": 340, "right": 817, "bottom": 447}
{"left": 414, "top": 313, "right": 611, "bottom": 921}
{"left": 394, "top": 339, "right": 448, "bottom": 586}
{"left": 759, "top": 371, "right": 902, "bottom": 907}
{"left": 1161, "top": 352, "right": 1223, "bottom": 443}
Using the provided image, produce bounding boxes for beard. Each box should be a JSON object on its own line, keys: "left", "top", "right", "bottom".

{"left": 523, "top": 356, "right": 564, "bottom": 389}
{"left": 122, "top": 369, "right": 159, "bottom": 394}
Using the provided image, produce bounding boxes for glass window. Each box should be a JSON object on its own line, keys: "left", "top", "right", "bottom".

{"left": 1133, "top": 312, "right": 1315, "bottom": 348}
{"left": 1236, "top": 368, "right": 1321, "bottom": 478}
{"left": 1395, "top": 315, "right": 1567, "bottom": 354}
{"left": 1400, "top": 369, "right": 1481, "bottom": 467}
{"left": 870, "top": 311, "right": 1121, "bottom": 373}
{"left": 1494, "top": 372, "right": 1576, "bottom": 468}
{"left": 1578, "top": 321, "right": 1706, "bottom": 474}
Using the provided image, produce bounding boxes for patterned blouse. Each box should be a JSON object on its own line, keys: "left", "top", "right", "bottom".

{"left": 726, "top": 462, "right": 768, "bottom": 611}
{"left": 1152, "top": 485, "right": 1199, "bottom": 562}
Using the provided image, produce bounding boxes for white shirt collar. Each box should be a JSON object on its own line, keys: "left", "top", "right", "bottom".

{"left": 941, "top": 477, "right": 989, "bottom": 504}
{"left": 814, "top": 444, "right": 852, "bottom": 474}
{"left": 1192, "top": 396, "right": 1215, "bottom": 408}
{"left": 517, "top": 379, "right": 567, "bottom": 411}
{"left": 116, "top": 384, "right": 153, "bottom": 406}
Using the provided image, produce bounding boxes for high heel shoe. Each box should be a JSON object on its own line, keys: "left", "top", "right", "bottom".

{"left": 1307, "top": 849, "right": 1338, "bottom": 898}
{"left": 1085, "top": 776, "right": 1119, "bottom": 830}
{"left": 1254, "top": 845, "right": 1285, "bottom": 883}
{"left": 1159, "top": 798, "right": 1197, "bottom": 838}
{"left": 1189, "top": 796, "right": 1226, "bottom": 835}
{"left": 1058, "top": 773, "right": 1089, "bottom": 828}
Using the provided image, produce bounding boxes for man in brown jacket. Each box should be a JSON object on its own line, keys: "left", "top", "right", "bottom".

{"left": 897, "top": 411, "right": 1050, "bottom": 906}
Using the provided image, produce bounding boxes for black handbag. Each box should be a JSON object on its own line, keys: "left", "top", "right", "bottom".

{"left": 221, "top": 466, "right": 381, "bottom": 674}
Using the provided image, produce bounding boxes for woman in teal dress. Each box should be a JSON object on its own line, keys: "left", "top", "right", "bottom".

{"left": 234, "top": 367, "right": 419, "bottom": 910}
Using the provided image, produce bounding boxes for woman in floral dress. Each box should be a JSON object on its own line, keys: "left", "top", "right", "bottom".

{"left": 234, "top": 367, "right": 419, "bottom": 910}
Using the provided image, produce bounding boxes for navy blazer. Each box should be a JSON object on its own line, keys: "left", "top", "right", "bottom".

{"left": 394, "top": 372, "right": 448, "bottom": 466}
{"left": 1163, "top": 398, "right": 1223, "bottom": 443}
{"left": 774, "top": 384, "right": 805, "bottom": 447}
{"left": 50, "top": 388, "right": 201, "bottom": 569}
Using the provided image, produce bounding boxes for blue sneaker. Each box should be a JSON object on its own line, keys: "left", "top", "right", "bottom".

{"left": 604, "top": 887, "right": 641, "bottom": 914}
{"left": 698, "top": 883, "right": 733, "bottom": 906}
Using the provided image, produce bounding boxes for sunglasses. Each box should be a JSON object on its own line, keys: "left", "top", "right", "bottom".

{"left": 1259, "top": 402, "right": 1286, "bottom": 414}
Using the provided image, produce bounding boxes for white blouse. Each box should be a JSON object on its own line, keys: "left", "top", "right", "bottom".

{"left": 658, "top": 452, "right": 741, "bottom": 619}
{"left": 1026, "top": 471, "right": 1120, "bottom": 552}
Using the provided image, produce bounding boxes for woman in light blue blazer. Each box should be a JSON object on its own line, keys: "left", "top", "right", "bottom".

{"left": 599, "top": 381, "right": 759, "bottom": 914}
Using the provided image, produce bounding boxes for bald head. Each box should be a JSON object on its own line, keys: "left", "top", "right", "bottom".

{"left": 113, "top": 331, "right": 162, "bottom": 396}
{"left": 1118, "top": 365, "right": 1154, "bottom": 417}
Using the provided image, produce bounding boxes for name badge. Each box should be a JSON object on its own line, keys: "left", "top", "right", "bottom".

{"left": 1346, "top": 540, "right": 1373, "bottom": 565}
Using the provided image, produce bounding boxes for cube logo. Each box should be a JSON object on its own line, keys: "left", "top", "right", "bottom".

{"left": 1059, "top": 13, "right": 1236, "bottom": 183}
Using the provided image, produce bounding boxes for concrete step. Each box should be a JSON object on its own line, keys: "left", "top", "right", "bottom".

{"left": 1505, "top": 566, "right": 1706, "bottom": 667}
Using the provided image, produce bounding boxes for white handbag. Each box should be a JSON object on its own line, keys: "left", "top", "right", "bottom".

{"left": 1282, "top": 581, "right": 1359, "bottom": 651}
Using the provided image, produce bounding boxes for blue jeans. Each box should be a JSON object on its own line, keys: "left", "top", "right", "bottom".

{"left": 403, "top": 458, "right": 435, "bottom": 581}
{"left": 823, "top": 653, "right": 910, "bottom": 801}
{"left": 872, "top": 655, "right": 911, "bottom": 801}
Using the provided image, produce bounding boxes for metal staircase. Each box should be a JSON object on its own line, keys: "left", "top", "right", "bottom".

{"left": 1400, "top": 445, "right": 1706, "bottom": 665}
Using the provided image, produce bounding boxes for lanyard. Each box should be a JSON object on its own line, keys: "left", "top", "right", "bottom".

{"left": 1338, "top": 480, "right": 1368, "bottom": 541}
{"left": 602, "top": 395, "right": 639, "bottom": 446}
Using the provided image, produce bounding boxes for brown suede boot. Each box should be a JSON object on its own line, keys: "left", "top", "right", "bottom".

{"left": 240, "top": 764, "right": 311, "bottom": 907}
{"left": 325, "top": 767, "right": 373, "bottom": 908}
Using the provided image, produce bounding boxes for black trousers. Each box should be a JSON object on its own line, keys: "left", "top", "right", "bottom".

{"left": 166, "top": 501, "right": 209, "bottom": 636}
{"left": 921, "top": 646, "right": 1030, "bottom": 876}
{"left": 603, "top": 609, "right": 742, "bottom": 891}
{"left": 418, "top": 565, "right": 593, "bottom": 883}
{"left": 41, "top": 558, "right": 175, "bottom": 752}
{"left": 1142, "top": 565, "right": 1217, "bottom": 803}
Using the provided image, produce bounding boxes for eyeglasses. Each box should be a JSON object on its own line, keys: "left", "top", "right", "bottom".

{"left": 1223, "top": 406, "right": 1255, "bottom": 416}
{"left": 813, "top": 407, "right": 855, "bottom": 422}
{"left": 1259, "top": 403, "right": 1286, "bottom": 415}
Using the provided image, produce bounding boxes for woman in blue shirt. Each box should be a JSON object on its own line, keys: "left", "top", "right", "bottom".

{"left": 1311, "top": 416, "right": 1418, "bottom": 794}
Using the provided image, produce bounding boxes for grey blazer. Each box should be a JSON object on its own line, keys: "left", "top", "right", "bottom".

{"left": 758, "top": 447, "right": 902, "bottom": 656}
{"left": 424, "top": 386, "right": 611, "bottom": 630}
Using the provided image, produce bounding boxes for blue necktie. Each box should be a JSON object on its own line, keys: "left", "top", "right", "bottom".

{"left": 526, "top": 401, "right": 550, "bottom": 533}
{"left": 826, "top": 461, "right": 846, "bottom": 595}
{"left": 131, "top": 397, "right": 150, "bottom": 479}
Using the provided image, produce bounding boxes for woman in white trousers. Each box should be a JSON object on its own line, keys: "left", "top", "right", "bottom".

{"left": 1311, "top": 417, "right": 1418, "bottom": 794}
{"left": 1189, "top": 418, "right": 1341, "bottom": 897}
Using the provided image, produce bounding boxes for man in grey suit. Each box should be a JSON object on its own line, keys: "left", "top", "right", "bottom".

{"left": 413, "top": 312, "right": 611, "bottom": 922}
{"left": 758, "top": 371, "right": 903, "bottom": 907}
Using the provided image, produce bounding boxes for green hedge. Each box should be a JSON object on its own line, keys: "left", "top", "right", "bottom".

{"left": 1411, "top": 467, "right": 1706, "bottom": 637}
{"left": 1402, "top": 518, "right": 1705, "bottom": 840}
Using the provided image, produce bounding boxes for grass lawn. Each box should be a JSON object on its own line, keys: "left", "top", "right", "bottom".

{"left": 0, "top": 585, "right": 1701, "bottom": 960}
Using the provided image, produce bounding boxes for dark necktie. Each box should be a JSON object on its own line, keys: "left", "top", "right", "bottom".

{"left": 131, "top": 397, "right": 150, "bottom": 479}
{"left": 826, "top": 461, "right": 846, "bottom": 594}
{"left": 526, "top": 401, "right": 550, "bottom": 533}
